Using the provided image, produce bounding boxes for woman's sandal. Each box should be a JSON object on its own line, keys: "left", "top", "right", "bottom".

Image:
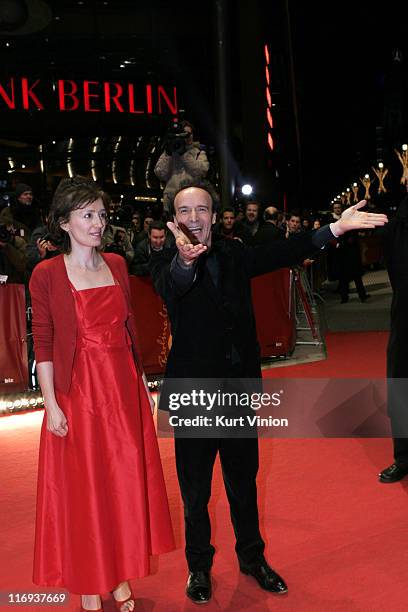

{"left": 112, "top": 588, "right": 135, "bottom": 611}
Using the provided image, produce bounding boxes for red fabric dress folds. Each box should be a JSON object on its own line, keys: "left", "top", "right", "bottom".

{"left": 33, "top": 281, "right": 174, "bottom": 594}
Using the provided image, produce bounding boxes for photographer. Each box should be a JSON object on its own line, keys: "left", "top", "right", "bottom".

{"left": 10, "top": 182, "right": 43, "bottom": 240}
{"left": 26, "top": 219, "right": 61, "bottom": 277}
{"left": 154, "top": 120, "right": 209, "bottom": 214}
{"left": 0, "top": 207, "right": 27, "bottom": 284}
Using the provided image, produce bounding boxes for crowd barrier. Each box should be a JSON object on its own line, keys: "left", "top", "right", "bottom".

{"left": 0, "top": 271, "right": 296, "bottom": 388}
{"left": 0, "top": 284, "right": 28, "bottom": 392}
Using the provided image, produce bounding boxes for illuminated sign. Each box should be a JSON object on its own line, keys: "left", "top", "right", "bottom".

{"left": 0, "top": 77, "right": 178, "bottom": 115}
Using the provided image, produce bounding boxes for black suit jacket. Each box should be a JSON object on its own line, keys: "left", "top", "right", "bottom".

{"left": 150, "top": 228, "right": 332, "bottom": 385}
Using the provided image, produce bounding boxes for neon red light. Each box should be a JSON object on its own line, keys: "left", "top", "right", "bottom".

{"left": 264, "top": 44, "right": 270, "bottom": 65}
{"left": 265, "top": 66, "right": 270, "bottom": 85}
{"left": 0, "top": 77, "right": 178, "bottom": 115}
{"left": 267, "top": 107, "right": 273, "bottom": 128}
{"left": 266, "top": 87, "right": 272, "bottom": 108}
{"left": 268, "top": 132, "right": 274, "bottom": 150}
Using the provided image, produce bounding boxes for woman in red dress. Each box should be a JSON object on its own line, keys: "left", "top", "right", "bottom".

{"left": 29, "top": 176, "right": 174, "bottom": 612}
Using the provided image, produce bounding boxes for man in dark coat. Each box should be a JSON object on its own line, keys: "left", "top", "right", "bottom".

{"left": 149, "top": 182, "right": 387, "bottom": 604}
{"left": 251, "top": 206, "right": 286, "bottom": 245}
{"left": 379, "top": 195, "right": 408, "bottom": 483}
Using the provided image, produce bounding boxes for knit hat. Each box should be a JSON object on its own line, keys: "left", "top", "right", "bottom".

{"left": 15, "top": 183, "right": 33, "bottom": 198}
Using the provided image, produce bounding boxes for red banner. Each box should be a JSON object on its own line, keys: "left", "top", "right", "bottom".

{"left": 0, "top": 284, "right": 28, "bottom": 392}
{"left": 129, "top": 276, "right": 171, "bottom": 375}
{"left": 251, "top": 269, "right": 296, "bottom": 358}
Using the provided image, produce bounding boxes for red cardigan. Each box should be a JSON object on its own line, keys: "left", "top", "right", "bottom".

{"left": 29, "top": 253, "right": 143, "bottom": 394}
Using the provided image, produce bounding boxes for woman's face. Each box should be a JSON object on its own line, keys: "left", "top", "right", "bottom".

{"left": 61, "top": 198, "right": 107, "bottom": 250}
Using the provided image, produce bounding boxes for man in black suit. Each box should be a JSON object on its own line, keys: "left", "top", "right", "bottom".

{"left": 149, "top": 182, "right": 387, "bottom": 604}
{"left": 379, "top": 194, "right": 408, "bottom": 483}
{"left": 251, "top": 206, "right": 285, "bottom": 244}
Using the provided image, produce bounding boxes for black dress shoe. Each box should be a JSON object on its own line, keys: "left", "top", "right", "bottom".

{"left": 379, "top": 463, "right": 408, "bottom": 483}
{"left": 186, "top": 571, "right": 211, "bottom": 604}
{"left": 240, "top": 562, "right": 288, "bottom": 594}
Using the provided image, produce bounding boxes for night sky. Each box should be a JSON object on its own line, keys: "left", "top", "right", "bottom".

{"left": 290, "top": 0, "right": 407, "bottom": 208}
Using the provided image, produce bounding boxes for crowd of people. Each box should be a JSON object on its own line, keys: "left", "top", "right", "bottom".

{"left": 1, "top": 177, "right": 375, "bottom": 306}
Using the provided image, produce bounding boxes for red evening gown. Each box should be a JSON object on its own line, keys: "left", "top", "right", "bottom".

{"left": 33, "top": 281, "right": 174, "bottom": 594}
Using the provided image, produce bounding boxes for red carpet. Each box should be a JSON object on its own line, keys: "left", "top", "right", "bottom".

{"left": 2, "top": 331, "right": 408, "bottom": 612}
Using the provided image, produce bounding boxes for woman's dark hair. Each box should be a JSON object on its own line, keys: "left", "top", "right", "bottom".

{"left": 47, "top": 176, "right": 108, "bottom": 253}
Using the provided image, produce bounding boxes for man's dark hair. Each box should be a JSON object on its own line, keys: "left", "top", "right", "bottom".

{"left": 181, "top": 120, "right": 194, "bottom": 133}
{"left": 170, "top": 179, "right": 219, "bottom": 216}
{"left": 47, "top": 175, "right": 108, "bottom": 254}
{"left": 287, "top": 209, "right": 301, "bottom": 220}
{"left": 221, "top": 207, "right": 235, "bottom": 218}
{"left": 148, "top": 220, "right": 166, "bottom": 234}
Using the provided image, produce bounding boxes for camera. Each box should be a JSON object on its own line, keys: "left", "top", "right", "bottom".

{"left": 0, "top": 224, "right": 14, "bottom": 244}
{"left": 164, "top": 122, "right": 190, "bottom": 155}
{"left": 39, "top": 232, "right": 63, "bottom": 248}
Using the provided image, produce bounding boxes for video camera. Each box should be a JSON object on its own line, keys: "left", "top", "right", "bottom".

{"left": 164, "top": 121, "right": 191, "bottom": 156}
{"left": 0, "top": 224, "right": 15, "bottom": 244}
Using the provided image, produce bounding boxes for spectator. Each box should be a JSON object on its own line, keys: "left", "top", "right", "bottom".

{"left": 10, "top": 182, "right": 43, "bottom": 239}
{"left": 212, "top": 207, "right": 252, "bottom": 244}
{"left": 102, "top": 222, "right": 134, "bottom": 266}
{"left": 0, "top": 206, "right": 27, "bottom": 283}
{"left": 286, "top": 211, "right": 302, "bottom": 236}
{"left": 130, "top": 220, "right": 169, "bottom": 276}
{"left": 302, "top": 216, "right": 312, "bottom": 231}
{"left": 336, "top": 231, "right": 370, "bottom": 303}
{"left": 242, "top": 200, "right": 261, "bottom": 236}
{"left": 331, "top": 201, "right": 343, "bottom": 220}
{"left": 154, "top": 120, "right": 209, "bottom": 214}
{"left": 313, "top": 218, "right": 322, "bottom": 230}
{"left": 143, "top": 216, "right": 154, "bottom": 232}
{"left": 127, "top": 211, "right": 144, "bottom": 247}
{"left": 252, "top": 206, "right": 285, "bottom": 244}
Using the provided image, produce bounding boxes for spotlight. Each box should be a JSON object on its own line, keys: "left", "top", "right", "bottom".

{"left": 241, "top": 184, "right": 253, "bottom": 196}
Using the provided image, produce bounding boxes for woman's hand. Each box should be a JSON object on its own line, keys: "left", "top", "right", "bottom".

{"left": 46, "top": 404, "right": 68, "bottom": 437}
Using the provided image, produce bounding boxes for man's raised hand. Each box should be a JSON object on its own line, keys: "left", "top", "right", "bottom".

{"left": 167, "top": 221, "right": 207, "bottom": 265}
{"left": 333, "top": 200, "right": 388, "bottom": 236}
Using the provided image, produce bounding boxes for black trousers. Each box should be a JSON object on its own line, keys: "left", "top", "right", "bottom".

{"left": 393, "top": 438, "right": 408, "bottom": 465}
{"left": 174, "top": 437, "right": 265, "bottom": 572}
{"left": 339, "top": 275, "right": 367, "bottom": 301}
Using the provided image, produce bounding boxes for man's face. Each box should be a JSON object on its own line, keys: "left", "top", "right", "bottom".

{"left": 18, "top": 190, "right": 33, "bottom": 206}
{"left": 174, "top": 187, "right": 216, "bottom": 246}
{"left": 132, "top": 215, "right": 141, "bottom": 232}
{"left": 150, "top": 229, "right": 166, "bottom": 250}
{"left": 184, "top": 126, "right": 193, "bottom": 146}
{"left": 143, "top": 217, "right": 154, "bottom": 232}
{"left": 245, "top": 204, "right": 259, "bottom": 223}
{"left": 222, "top": 211, "right": 235, "bottom": 231}
{"left": 333, "top": 203, "right": 342, "bottom": 216}
{"left": 288, "top": 216, "right": 301, "bottom": 233}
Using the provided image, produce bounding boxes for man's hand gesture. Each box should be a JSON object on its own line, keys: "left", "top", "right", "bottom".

{"left": 333, "top": 200, "right": 388, "bottom": 236}
{"left": 167, "top": 221, "right": 207, "bottom": 266}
